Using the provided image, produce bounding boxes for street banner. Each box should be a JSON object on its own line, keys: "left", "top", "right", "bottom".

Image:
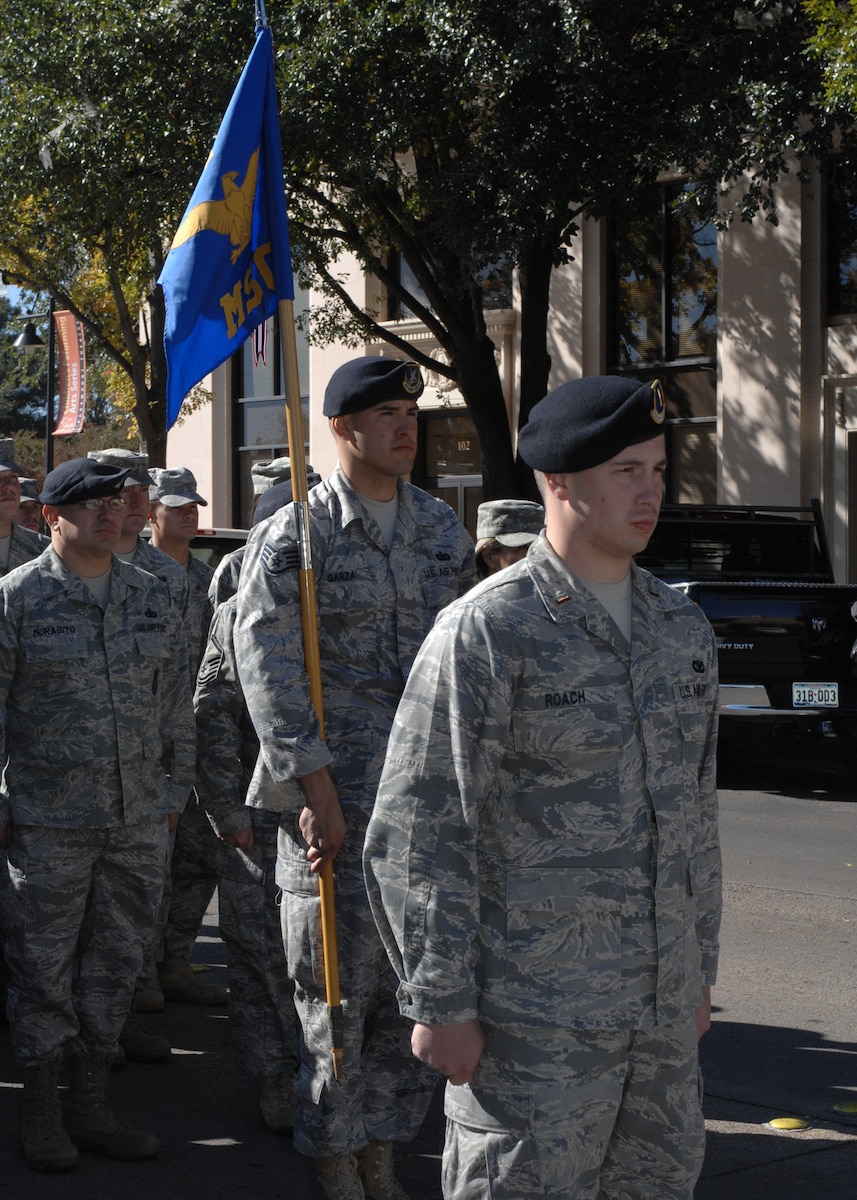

{"left": 53, "top": 310, "right": 87, "bottom": 435}
{"left": 158, "top": 25, "right": 293, "bottom": 429}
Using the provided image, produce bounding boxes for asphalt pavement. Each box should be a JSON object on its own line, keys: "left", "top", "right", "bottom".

{"left": 0, "top": 747, "right": 854, "bottom": 1198}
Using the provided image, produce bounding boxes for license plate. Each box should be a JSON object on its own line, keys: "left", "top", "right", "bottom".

{"left": 792, "top": 683, "right": 839, "bottom": 708}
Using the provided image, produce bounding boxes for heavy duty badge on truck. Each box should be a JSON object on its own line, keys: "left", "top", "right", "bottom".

{"left": 634, "top": 499, "right": 857, "bottom": 774}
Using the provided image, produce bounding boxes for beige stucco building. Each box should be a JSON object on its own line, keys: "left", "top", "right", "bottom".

{"left": 166, "top": 162, "right": 857, "bottom": 581}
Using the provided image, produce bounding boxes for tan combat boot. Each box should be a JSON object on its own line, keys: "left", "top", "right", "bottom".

{"left": 20, "top": 1058, "right": 79, "bottom": 1172}
{"left": 357, "top": 1141, "right": 411, "bottom": 1200}
{"left": 63, "top": 1054, "right": 160, "bottom": 1160}
{"left": 317, "top": 1152, "right": 365, "bottom": 1200}
{"left": 157, "top": 955, "right": 227, "bottom": 1005}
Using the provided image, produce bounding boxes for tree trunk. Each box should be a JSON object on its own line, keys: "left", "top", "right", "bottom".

{"left": 518, "top": 240, "right": 555, "bottom": 428}
{"left": 454, "top": 334, "right": 519, "bottom": 501}
{"left": 514, "top": 241, "right": 557, "bottom": 499}
{"left": 139, "top": 289, "right": 168, "bottom": 467}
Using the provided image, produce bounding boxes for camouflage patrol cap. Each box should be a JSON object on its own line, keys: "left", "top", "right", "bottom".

{"left": 251, "top": 457, "right": 322, "bottom": 495}
{"left": 40, "top": 457, "right": 130, "bottom": 505}
{"left": 518, "top": 376, "right": 667, "bottom": 473}
{"left": 323, "top": 356, "right": 424, "bottom": 417}
{"left": 18, "top": 478, "right": 40, "bottom": 503}
{"left": 253, "top": 481, "right": 293, "bottom": 525}
{"left": 148, "top": 466, "right": 207, "bottom": 507}
{"left": 252, "top": 473, "right": 323, "bottom": 524}
{"left": 0, "top": 438, "right": 22, "bottom": 474}
{"left": 476, "top": 499, "right": 544, "bottom": 547}
{"left": 88, "top": 447, "right": 150, "bottom": 487}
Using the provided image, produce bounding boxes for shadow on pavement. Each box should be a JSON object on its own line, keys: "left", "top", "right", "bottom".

{"left": 697, "top": 1017, "right": 857, "bottom": 1199}
{"left": 716, "top": 726, "right": 857, "bottom": 800}
{"left": 2, "top": 902, "right": 854, "bottom": 1198}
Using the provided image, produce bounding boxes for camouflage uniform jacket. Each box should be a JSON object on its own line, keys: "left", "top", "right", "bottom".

{"left": 130, "top": 534, "right": 190, "bottom": 616}
{"left": 194, "top": 595, "right": 299, "bottom": 839}
{"left": 234, "top": 465, "right": 476, "bottom": 820}
{"left": 364, "top": 537, "right": 721, "bottom": 1032}
{"left": 4, "top": 524, "right": 49, "bottom": 575}
{"left": 185, "top": 552, "right": 215, "bottom": 674}
{"left": 0, "top": 546, "right": 196, "bottom": 828}
{"left": 208, "top": 546, "right": 245, "bottom": 608}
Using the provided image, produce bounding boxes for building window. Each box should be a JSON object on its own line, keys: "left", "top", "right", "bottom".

{"left": 826, "top": 157, "right": 857, "bottom": 318}
{"left": 610, "top": 181, "right": 717, "bottom": 367}
{"left": 387, "top": 254, "right": 513, "bottom": 321}
{"left": 608, "top": 181, "right": 718, "bottom": 502}
{"left": 232, "top": 287, "right": 311, "bottom": 526}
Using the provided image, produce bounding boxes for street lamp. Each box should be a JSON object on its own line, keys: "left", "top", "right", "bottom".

{"left": 12, "top": 298, "right": 56, "bottom": 475}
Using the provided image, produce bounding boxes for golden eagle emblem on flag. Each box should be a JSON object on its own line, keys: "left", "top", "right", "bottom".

{"left": 171, "top": 149, "right": 259, "bottom": 264}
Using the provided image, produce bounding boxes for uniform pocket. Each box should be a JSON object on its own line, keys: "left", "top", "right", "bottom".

{"left": 504, "top": 868, "right": 624, "bottom": 998}
{"left": 421, "top": 574, "right": 459, "bottom": 612}
{"left": 276, "top": 821, "right": 323, "bottom": 990}
{"left": 134, "top": 631, "right": 170, "bottom": 696}
{"left": 444, "top": 1085, "right": 543, "bottom": 1200}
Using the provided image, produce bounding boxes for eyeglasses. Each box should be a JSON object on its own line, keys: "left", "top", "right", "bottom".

{"left": 77, "top": 497, "right": 126, "bottom": 512}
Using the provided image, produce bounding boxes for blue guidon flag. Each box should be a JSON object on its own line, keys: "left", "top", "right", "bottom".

{"left": 158, "top": 25, "right": 293, "bottom": 429}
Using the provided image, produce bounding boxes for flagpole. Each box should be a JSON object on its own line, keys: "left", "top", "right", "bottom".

{"left": 157, "top": 6, "right": 343, "bottom": 1070}
{"left": 279, "top": 304, "right": 344, "bottom": 1082}
{"left": 255, "top": 0, "right": 342, "bottom": 1082}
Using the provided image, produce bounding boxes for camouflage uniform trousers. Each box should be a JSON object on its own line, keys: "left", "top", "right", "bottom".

{"left": 217, "top": 808, "right": 299, "bottom": 1078}
{"left": 4, "top": 819, "right": 167, "bottom": 1066}
{"left": 161, "top": 797, "right": 220, "bottom": 963}
{"left": 277, "top": 818, "right": 438, "bottom": 1159}
{"left": 135, "top": 823, "right": 174, "bottom": 990}
{"left": 442, "top": 1020, "right": 705, "bottom": 1200}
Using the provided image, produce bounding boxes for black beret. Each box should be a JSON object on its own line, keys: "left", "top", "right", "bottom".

{"left": 518, "top": 376, "right": 667, "bottom": 473}
{"left": 323, "top": 356, "right": 424, "bottom": 417}
{"left": 39, "top": 458, "right": 131, "bottom": 505}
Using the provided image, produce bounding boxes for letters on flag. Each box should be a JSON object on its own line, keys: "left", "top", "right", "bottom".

{"left": 158, "top": 26, "right": 293, "bottom": 429}
{"left": 53, "top": 310, "right": 87, "bottom": 436}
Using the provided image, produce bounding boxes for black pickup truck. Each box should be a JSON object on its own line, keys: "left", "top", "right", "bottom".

{"left": 635, "top": 500, "right": 857, "bottom": 766}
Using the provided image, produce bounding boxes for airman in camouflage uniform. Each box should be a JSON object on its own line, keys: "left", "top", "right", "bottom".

{"left": 0, "top": 442, "right": 49, "bottom": 571}
{"left": 146, "top": 467, "right": 223, "bottom": 1007}
{"left": 197, "top": 477, "right": 302, "bottom": 1130}
{"left": 13, "top": 477, "right": 44, "bottom": 534}
{"left": 208, "top": 459, "right": 321, "bottom": 607}
{"left": 234, "top": 357, "right": 476, "bottom": 1200}
{"left": 365, "top": 377, "right": 722, "bottom": 1200}
{"left": 86, "top": 449, "right": 192, "bottom": 1058}
{"left": 0, "top": 458, "right": 195, "bottom": 1171}
{"left": 195, "top": 591, "right": 301, "bottom": 1131}
{"left": 0, "top": 443, "right": 47, "bottom": 1024}
{"left": 474, "top": 498, "right": 544, "bottom": 580}
{"left": 87, "top": 449, "right": 190, "bottom": 615}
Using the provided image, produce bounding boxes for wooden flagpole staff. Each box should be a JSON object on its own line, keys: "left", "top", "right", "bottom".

{"left": 278, "top": 296, "right": 344, "bottom": 1080}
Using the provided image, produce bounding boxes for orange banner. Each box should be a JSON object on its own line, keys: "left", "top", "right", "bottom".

{"left": 53, "top": 310, "right": 87, "bottom": 435}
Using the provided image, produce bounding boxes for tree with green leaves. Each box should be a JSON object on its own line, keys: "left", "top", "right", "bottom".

{"left": 278, "top": 0, "right": 854, "bottom": 495}
{"left": 806, "top": 0, "right": 857, "bottom": 111}
{"left": 0, "top": 296, "right": 46, "bottom": 438}
{"left": 0, "top": 1, "right": 851, "bottom": 492}
{"left": 0, "top": 294, "right": 138, "bottom": 480}
{"left": 0, "top": 0, "right": 254, "bottom": 465}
